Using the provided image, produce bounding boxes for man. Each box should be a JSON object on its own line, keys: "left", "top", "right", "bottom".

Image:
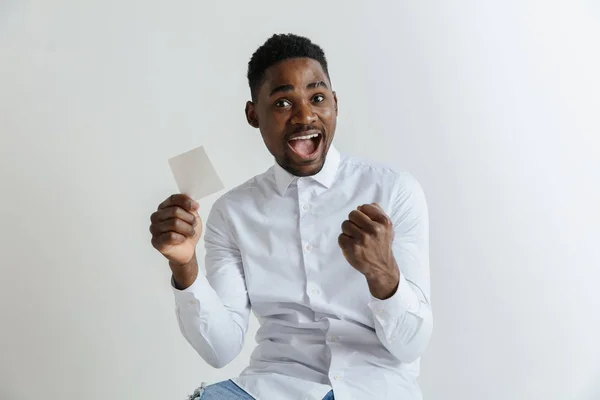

{"left": 149, "top": 34, "right": 432, "bottom": 400}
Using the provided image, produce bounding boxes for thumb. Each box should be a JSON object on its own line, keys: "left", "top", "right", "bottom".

{"left": 188, "top": 205, "right": 202, "bottom": 236}
{"left": 189, "top": 200, "right": 200, "bottom": 221}
{"left": 191, "top": 209, "right": 201, "bottom": 227}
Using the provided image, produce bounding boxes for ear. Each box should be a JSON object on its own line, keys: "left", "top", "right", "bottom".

{"left": 245, "top": 101, "right": 259, "bottom": 128}
{"left": 333, "top": 91, "right": 338, "bottom": 116}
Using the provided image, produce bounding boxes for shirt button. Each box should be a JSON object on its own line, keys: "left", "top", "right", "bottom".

{"left": 188, "top": 300, "right": 195, "bottom": 306}
{"left": 311, "top": 288, "right": 321, "bottom": 296}
{"left": 329, "top": 335, "right": 338, "bottom": 342}
{"left": 333, "top": 375, "right": 343, "bottom": 381}
{"left": 305, "top": 243, "right": 313, "bottom": 252}
{"left": 302, "top": 204, "right": 311, "bottom": 211}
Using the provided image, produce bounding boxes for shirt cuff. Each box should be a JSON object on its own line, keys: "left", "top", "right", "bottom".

{"left": 171, "top": 274, "right": 221, "bottom": 314}
{"left": 368, "top": 274, "right": 420, "bottom": 318}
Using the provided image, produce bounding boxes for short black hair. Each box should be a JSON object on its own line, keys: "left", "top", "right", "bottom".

{"left": 247, "top": 33, "right": 330, "bottom": 101}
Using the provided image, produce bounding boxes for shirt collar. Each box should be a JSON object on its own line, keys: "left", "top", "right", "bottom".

{"left": 273, "top": 145, "right": 341, "bottom": 195}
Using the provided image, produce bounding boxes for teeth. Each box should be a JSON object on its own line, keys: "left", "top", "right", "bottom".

{"left": 290, "top": 133, "right": 319, "bottom": 140}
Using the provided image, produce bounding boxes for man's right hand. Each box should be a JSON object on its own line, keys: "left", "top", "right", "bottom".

{"left": 150, "top": 194, "right": 202, "bottom": 288}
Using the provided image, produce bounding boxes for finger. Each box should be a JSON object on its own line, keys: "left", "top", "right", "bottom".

{"left": 151, "top": 206, "right": 196, "bottom": 226}
{"left": 338, "top": 233, "right": 354, "bottom": 249}
{"left": 158, "top": 194, "right": 199, "bottom": 212}
{"left": 150, "top": 218, "right": 196, "bottom": 238}
{"left": 359, "top": 203, "right": 391, "bottom": 225}
{"left": 152, "top": 231, "right": 187, "bottom": 249}
{"left": 341, "top": 220, "right": 363, "bottom": 239}
{"left": 348, "top": 209, "right": 377, "bottom": 232}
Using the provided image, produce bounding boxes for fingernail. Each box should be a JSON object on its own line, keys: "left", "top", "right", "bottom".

{"left": 191, "top": 201, "right": 199, "bottom": 210}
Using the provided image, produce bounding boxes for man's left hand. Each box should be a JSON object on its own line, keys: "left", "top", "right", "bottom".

{"left": 338, "top": 203, "right": 400, "bottom": 299}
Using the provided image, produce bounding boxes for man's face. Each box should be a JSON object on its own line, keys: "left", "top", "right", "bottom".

{"left": 246, "top": 58, "right": 338, "bottom": 177}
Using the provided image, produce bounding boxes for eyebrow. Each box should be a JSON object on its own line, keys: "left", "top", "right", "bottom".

{"left": 269, "top": 80, "right": 329, "bottom": 97}
{"left": 307, "top": 80, "right": 328, "bottom": 90}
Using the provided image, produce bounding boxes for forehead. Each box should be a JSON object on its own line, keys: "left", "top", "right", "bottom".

{"left": 259, "top": 58, "right": 328, "bottom": 96}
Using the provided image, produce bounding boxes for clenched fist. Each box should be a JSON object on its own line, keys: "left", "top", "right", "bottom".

{"left": 150, "top": 194, "right": 202, "bottom": 289}
{"left": 338, "top": 203, "right": 400, "bottom": 299}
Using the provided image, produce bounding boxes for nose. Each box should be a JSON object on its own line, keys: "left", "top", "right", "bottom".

{"left": 290, "top": 100, "right": 317, "bottom": 126}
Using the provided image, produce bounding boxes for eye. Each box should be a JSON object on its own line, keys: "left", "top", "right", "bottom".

{"left": 313, "top": 94, "right": 325, "bottom": 103}
{"left": 275, "top": 99, "right": 291, "bottom": 108}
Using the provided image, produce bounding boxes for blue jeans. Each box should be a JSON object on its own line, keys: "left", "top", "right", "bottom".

{"left": 189, "top": 379, "right": 335, "bottom": 400}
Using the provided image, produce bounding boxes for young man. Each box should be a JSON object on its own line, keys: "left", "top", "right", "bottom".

{"left": 150, "top": 34, "right": 432, "bottom": 400}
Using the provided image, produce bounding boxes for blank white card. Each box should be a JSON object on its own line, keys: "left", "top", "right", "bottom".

{"left": 168, "top": 145, "right": 225, "bottom": 200}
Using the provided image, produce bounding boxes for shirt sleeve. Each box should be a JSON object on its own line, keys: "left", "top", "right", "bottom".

{"left": 367, "top": 172, "right": 433, "bottom": 363}
{"left": 172, "top": 197, "right": 251, "bottom": 368}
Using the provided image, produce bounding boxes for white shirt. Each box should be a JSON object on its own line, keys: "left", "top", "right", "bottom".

{"left": 172, "top": 146, "right": 432, "bottom": 400}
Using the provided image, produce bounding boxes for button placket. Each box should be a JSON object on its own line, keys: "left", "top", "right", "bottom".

{"left": 298, "top": 179, "right": 324, "bottom": 306}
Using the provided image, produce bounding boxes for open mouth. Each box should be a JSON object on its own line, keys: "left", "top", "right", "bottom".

{"left": 287, "top": 130, "right": 323, "bottom": 160}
